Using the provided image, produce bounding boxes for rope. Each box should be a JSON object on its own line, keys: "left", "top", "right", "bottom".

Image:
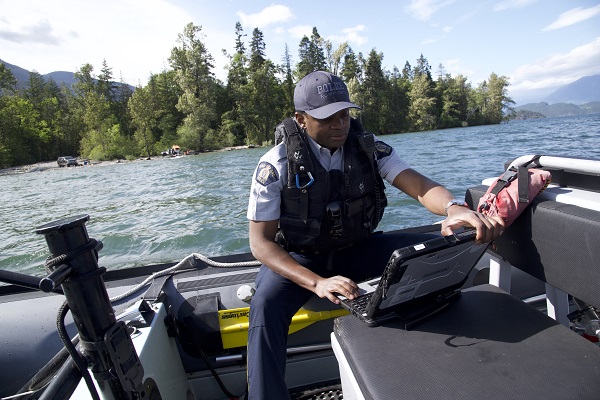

{"left": 56, "top": 301, "right": 101, "bottom": 400}
{"left": 1, "top": 390, "right": 37, "bottom": 400}
{"left": 109, "top": 253, "right": 261, "bottom": 303}
{"left": 44, "top": 239, "right": 99, "bottom": 270}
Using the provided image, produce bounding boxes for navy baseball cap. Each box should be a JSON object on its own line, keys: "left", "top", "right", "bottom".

{"left": 294, "top": 71, "right": 361, "bottom": 119}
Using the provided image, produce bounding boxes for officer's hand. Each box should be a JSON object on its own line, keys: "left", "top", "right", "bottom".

{"left": 441, "top": 206, "right": 504, "bottom": 243}
{"left": 315, "top": 276, "right": 360, "bottom": 304}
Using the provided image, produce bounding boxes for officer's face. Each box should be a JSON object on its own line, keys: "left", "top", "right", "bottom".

{"left": 296, "top": 109, "right": 351, "bottom": 151}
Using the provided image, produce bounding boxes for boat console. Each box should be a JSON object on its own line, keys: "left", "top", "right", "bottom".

{"left": 332, "top": 156, "right": 600, "bottom": 399}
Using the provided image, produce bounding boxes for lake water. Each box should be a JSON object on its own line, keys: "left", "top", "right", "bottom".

{"left": 1, "top": 114, "right": 599, "bottom": 277}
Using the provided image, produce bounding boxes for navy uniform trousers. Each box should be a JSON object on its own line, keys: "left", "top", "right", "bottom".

{"left": 247, "top": 231, "right": 437, "bottom": 399}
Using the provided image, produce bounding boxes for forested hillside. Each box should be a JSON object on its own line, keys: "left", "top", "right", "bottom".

{"left": 0, "top": 23, "right": 514, "bottom": 169}
{"left": 515, "top": 102, "right": 600, "bottom": 118}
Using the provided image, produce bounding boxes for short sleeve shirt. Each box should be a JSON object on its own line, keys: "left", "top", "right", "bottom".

{"left": 247, "top": 135, "right": 410, "bottom": 222}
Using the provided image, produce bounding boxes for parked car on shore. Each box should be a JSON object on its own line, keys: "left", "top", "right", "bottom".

{"left": 57, "top": 156, "right": 78, "bottom": 167}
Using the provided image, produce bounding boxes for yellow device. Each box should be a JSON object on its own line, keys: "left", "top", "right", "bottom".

{"left": 217, "top": 307, "right": 349, "bottom": 349}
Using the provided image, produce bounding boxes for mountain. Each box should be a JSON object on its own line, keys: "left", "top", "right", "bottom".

{"left": 1, "top": 59, "right": 31, "bottom": 88}
{"left": 0, "top": 59, "right": 131, "bottom": 92}
{"left": 43, "top": 71, "right": 78, "bottom": 88}
{"left": 1, "top": 59, "right": 79, "bottom": 90}
{"left": 543, "top": 75, "right": 600, "bottom": 105}
{"left": 514, "top": 101, "right": 600, "bottom": 118}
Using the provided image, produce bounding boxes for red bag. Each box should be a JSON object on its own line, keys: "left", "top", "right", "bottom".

{"left": 478, "top": 157, "right": 551, "bottom": 227}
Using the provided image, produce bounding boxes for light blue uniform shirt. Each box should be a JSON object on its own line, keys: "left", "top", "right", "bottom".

{"left": 247, "top": 134, "right": 410, "bottom": 222}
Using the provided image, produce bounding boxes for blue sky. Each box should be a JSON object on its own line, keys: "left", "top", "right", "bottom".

{"left": 1, "top": 0, "right": 599, "bottom": 105}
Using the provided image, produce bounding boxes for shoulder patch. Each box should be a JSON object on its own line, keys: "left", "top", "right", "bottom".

{"left": 374, "top": 141, "right": 393, "bottom": 160}
{"left": 255, "top": 161, "right": 279, "bottom": 186}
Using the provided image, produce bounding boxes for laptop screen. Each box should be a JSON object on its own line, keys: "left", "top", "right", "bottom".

{"left": 377, "top": 236, "right": 488, "bottom": 311}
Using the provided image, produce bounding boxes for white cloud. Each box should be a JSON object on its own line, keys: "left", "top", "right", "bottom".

{"left": 237, "top": 5, "right": 294, "bottom": 29}
{"left": 288, "top": 25, "right": 313, "bottom": 39}
{"left": 0, "top": 18, "right": 67, "bottom": 45}
{"left": 405, "top": 0, "right": 456, "bottom": 21}
{"left": 492, "top": 0, "right": 538, "bottom": 12}
{"left": 329, "top": 25, "right": 368, "bottom": 47}
{"left": 542, "top": 5, "right": 600, "bottom": 31}
{"left": 1, "top": 0, "right": 193, "bottom": 85}
{"left": 510, "top": 37, "right": 600, "bottom": 94}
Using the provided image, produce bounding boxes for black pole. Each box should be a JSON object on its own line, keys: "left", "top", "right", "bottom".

{"left": 0, "top": 269, "right": 63, "bottom": 294}
{"left": 35, "top": 215, "right": 130, "bottom": 399}
{"left": 38, "top": 358, "right": 83, "bottom": 400}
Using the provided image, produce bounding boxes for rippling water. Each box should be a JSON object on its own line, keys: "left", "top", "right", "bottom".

{"left": 1, "top": 114, "right": 598, "bottom": 277}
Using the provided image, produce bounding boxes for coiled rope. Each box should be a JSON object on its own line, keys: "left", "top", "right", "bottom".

{"left": 109, "top": 253, "right": 261, "bottom": 303}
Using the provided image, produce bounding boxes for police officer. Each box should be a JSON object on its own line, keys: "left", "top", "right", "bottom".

{"left": 246, "top": 71, "right": 503, "bottom": 399}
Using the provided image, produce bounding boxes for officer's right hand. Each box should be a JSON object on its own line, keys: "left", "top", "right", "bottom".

{"left": 315, "top": 276, "right": 360, "bottom": 304}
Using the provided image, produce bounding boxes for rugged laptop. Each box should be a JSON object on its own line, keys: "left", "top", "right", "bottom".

{"left": 337, "top": 230, "right": 489, "bottom": 327}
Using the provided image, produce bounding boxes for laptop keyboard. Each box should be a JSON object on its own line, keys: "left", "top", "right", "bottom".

{"left": 346, "top": 292, "right": 374, "bottom": 316}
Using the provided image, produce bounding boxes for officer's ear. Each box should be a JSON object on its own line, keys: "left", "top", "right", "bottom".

{"left": 295, "top": 112, "right": 307, "bottom": 128}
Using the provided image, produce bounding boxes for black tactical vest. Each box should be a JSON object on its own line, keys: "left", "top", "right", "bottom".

{"left": 274, "top": 118, "right": 387, "bottom": 253}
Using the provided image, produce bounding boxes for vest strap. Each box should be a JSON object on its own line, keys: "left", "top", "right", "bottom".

{"left": 282, "top": 118, "right": 314, "bottom": 222}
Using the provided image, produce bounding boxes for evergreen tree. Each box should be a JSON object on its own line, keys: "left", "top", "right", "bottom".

{"left": 115, "top": 75, "right": 133, "bottom": 137}
{"left": 281, "top": 43, "right": 295, "bottom": 116}
{"left": 23, "top": 73, "right": 66, "bottom": 159}
{"left": 413, "top": 53, "right": 432, "bottom": 81}
{"left": 222, "top": 22, "right": 249, "bottom": 146}
{"left": 408, "top": 73, "right": 437, "bottom": 131}
{"left": 72, "top": 63, "right": 97, "bottom": 100}
{"left": 97, "top": 59, "right": 117, "bottom": 104}
{"left": 308, "top": 27, "right": 327, "bottom": 72}
{"left": 0, "top": 62, "right": 17, "bottom": 95}
{"left": 129, "top": 83, "right": 159, "bottom": 158}
{"left": 401, "top": 61, "right": 413, "bottom": 81}
{"left": 249, "top": 28, "right": 266, "bottom": 71}
{"left": 242, "top": 60, "right": 283, "bottom": 145}
{"left": 437, "top": 74, "right": 470, "bottom": 128}
{"left": 436, "top": 63, "right": 446, "bottom": 80}
{"left": 43, "top": 79, "right": 63, "bottom": 106}
{"left": 151, "top": 70, "right": 184, "bottom": 150}
{"left": 385, "top": 66, "right": 410, "bottom": 133}
{"left": 296, "top": 36, "right": 312, "bottom": 78}
{"left": 169, "top": 23, "right": 217, "bottom": 152}
{"left": 23, "top": 71, "right": 46, "bottom": 111}
{"left": 61, "top": 87, "right": 86, "bottom": 156}
{"left": 234, "top": 21, "right": 246, "bottom": 55}
{"left": 362, "top": 49, "right": 387, "bottom": 133}
{"left": 295, "top": 27, "right": 327, "bottom": 78}
{"left": 340, "top": 47, "right": 360, "bottom": 84}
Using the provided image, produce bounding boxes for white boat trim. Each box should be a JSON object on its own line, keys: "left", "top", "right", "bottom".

{"left": 507, "top": 154, "right": 600, "bottom": 175}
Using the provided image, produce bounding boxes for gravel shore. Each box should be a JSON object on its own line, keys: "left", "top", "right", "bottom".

{"left": 0, "top": 159, "right": 128, "bottom": 176}
{"left": 0, "top": 147, "right": 253, "bottom": 177}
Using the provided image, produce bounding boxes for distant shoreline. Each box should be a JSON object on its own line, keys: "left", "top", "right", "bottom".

{"left": 0, "top": 159, "right": 124, "bottom": 176}
{"left": 0, "top": 146, "right": 255, "bottom": 177}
